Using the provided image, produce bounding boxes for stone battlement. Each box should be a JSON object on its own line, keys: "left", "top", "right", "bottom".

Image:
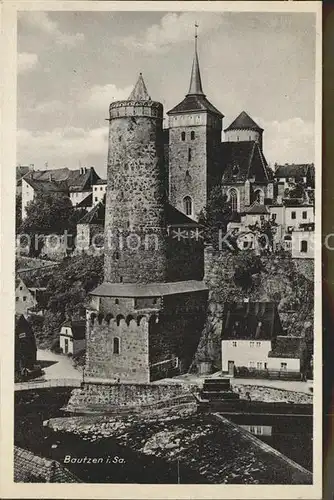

{"left": 88, "top": 311, "right": 159, "bottom": 329}
{"left": 109, "top": 100, "right": 163, "bottom": 120}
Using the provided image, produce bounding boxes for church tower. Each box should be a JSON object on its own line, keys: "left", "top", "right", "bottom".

{"left": 167, "top": 26, "right": 224, "bottom": 220}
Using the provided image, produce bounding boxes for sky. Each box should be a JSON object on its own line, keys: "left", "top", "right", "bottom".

{"left": 17, "top": 10, "right": 316, "bottom": 177}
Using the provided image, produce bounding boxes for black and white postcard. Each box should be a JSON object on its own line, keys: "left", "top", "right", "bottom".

{"left": 0, "top": 1, "right": 322, "bottom": 498}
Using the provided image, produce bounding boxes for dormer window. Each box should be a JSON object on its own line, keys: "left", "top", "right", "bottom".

{"left": 232, "top": 164, "right": 239, "bottom": 177}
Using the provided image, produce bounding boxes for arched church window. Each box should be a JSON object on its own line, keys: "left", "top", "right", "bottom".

{"left": 230, "top": 189, "right": 238, "bottom": 212}
{"left": 254, "top": 189, "right": 264, "bottom": 204}
{"left": 181, "top": 131, "right": 186, "bottom": 141}
{"left": 183, "top": 196, "right": 192, "bottom": 216}
{"left": 113, "top": 337, "right": 120, "bottom": 355}
{"left": 191, "top": 131, "right": 195, "bottom": 140}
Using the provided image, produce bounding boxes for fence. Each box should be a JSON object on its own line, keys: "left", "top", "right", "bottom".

{"left": 233, "top": 368, "right": 305, "bottom": 381}
{"left": 14, "top": 378, "right": 81, "bottom": 391}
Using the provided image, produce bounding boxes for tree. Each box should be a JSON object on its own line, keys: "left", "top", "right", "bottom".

{"left": 248, "top": 217, "right": 278, "bottom": 254}
{"left": 198, "top": 186, "right": 232, "bottom": 246}
{"left": 46, "top": 254, "right": 104, "bottom": 318}
{"left": 16, "top": 193, "right": 22, "bottom": 231}
{"left": 18, "top": 192, "right": 87, "bottom": 256}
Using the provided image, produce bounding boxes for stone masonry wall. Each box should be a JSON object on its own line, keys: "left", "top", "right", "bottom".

{"left": 168, "top": 123, "right": 221, "bottom": 220}
{"left": 66, "top": 381, "right": 195, "bottom": 410}
{"left": 149, "top": 291, "right": 208, "bottom": 378}
{"left": 85, "top": 315, "right": 149, "bottom": 383}
{"left": 166, "top": 235, "right": 204, "bottom": 282}
{"left": 104, "top": 114, "right": 169, "bottom": 284}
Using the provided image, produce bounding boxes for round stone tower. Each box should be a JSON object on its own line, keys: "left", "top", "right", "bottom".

{"left": 104, "top": 73, "right": 168, "bottom": 284}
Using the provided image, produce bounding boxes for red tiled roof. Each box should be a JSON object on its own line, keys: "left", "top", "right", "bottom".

{"left": 221, "top": 302, "right": 284, "bottom": 341}
{"left": 61, "top": 319, "right": 86, "bottom": 340}
{"left": 244, "top": 202, "right": 270, "bottom": 215}
{"left": 268, "top": 336, "right": 305, "bottom": 359}
{"left": 14, "top": 446, "right": 81, "bottom": 482}
{"left": 167, "top": 94, "right": 223, "bottom": 117}
{"left": 274, "top": 164, "right": 314, "bottom": 179}
{"left": 224, "top": 111, "right": 263, "bottom": 132}
{"left": 220, "top": 141, "right": 269, "bottom": 183}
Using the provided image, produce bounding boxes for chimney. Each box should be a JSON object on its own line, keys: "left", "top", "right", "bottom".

{"left": 48, "top": 173, "right": 52, "bottom": 181}
{"left": 29, "top": 164, "right": 34, "bottom": 171}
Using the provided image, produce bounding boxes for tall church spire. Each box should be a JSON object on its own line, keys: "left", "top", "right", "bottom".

{"left": 187, "top": 23, "right": 204, "bottom": 96}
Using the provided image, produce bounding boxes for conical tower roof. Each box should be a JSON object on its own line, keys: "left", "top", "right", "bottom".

{"left": 224, "top": 111, "right": 263, "bottom": 132}
{"left": 187, "top": 33, "right": 204, "bottom": 96}
{"left": 167, "top": 26, "right": 223, "bottom": 118}
{"left": 128, "top": 73, "right": 151, "bottom": 101}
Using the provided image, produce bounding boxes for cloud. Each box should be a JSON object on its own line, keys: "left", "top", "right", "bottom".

{"left": 253, "top": 117, "right": 315, "bottom": 165}
{"left": 34, "top": 100, "right": 66, "bottom": 114}
{"left": 18, "top": 52, "right": 38, "bottom": 73}
{"left": 84, "top": 83, "right": 133, "bottom": 110}
{"left": 17, "top": 126, "right": 108, "bottom": 167}
{"left": 119, "top": 12, "right": 223, "bottom": 53}
{"left": 19, "top": 12, "right": 84, "bottom": 47}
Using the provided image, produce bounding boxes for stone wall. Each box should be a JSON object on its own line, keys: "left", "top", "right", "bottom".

{"left": 104, "top": 113, "right": 169, "bottom": 284}
{"left": 85, "top": 315, "right": 149, "bottom": 383}
{"left": 66, "top": 381, "right": 195, "bottom": 411}
{"left": 168, "top": 123, "right": 221, "bottom": 220}
{"left": 149, "top": 291, "right": 208, "bottom": 378}
{"left": 86, "top": 289, "right": 208, "bottom": 382}
{"left": 166, "top": 235, "right": 204, "bottom": 282}
{"left": 292, "top": 258, "right": 314, "bottom": 281}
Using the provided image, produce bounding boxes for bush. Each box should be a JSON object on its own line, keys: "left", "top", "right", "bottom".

{"left": 50, "top": 338, "right": 61, "bottom": 354}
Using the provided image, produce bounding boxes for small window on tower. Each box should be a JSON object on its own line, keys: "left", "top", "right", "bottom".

{"left": 181, "top": 131, "right": 186, "bottom": 141}
{"left": 191, "top": 131, "right": 195, "bottom": 140}
{"left": 188, "top": 148, "right": 192, "bottom": 162}
{"left": 183, "top": 196, "right": 192, "bottom": 216}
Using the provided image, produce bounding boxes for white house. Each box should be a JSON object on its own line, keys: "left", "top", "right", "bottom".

{"left": 59, "top": 319, "right": 86, "bottom": 355}
{"left": 221, "top": 301, "right": 306, "bottom": 379}
{"left": 284, "top": 205, "right": 314, "bottom": 231}
{"left": 15, "top": 275, "right": 46, "bottom": 317}
{"left": 274, "top": 164, "right": 315, "bottom": 189}
{"left": 291, "top": 229, "right": 314, "bottom": 259}
{"left": 92, "top": 179, "right": 107, "bottom": 205}
{"left": 21, "top": 167, "right": 102, "bottom": 220}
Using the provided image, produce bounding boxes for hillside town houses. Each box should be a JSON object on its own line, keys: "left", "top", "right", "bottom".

{"left": 15, "top": 31, "right": 315, "bottom": 382}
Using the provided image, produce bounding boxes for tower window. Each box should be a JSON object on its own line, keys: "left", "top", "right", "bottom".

{"left": 181, "top": 131, "right": 186, "bottom": 141}
{"left": 301, "top": 240, "right": 308, "bottom": 253}
{"left": 191, "top": 131, "right": 195, "bottom": 140}
{"left": 188, "top": 148, "right": 192, "bottom": 162}
{"left": 115, "top": 299, "right": 119, "bottom": 305}
{"left": 185, "top": 170, "right": 191, "bottom": 179}
{"left": 113, "top": 337, "right": 120, "bottom": 355}
{"left": 229, "top": 189, "right": 238, "bottom": 212}
{"left": 183, "top": 196, "right": 192, "bottom": 216}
